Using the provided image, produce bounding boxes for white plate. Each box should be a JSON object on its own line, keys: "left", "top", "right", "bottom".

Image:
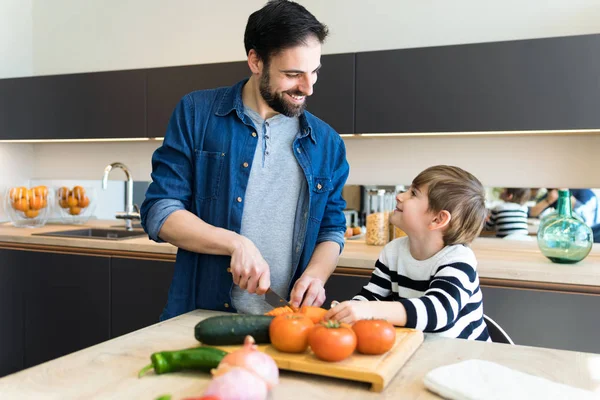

{"left": 346, "top": 232, "right": 365, "bottom": 240}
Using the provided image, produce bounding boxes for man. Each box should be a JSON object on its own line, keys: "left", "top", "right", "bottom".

{"left": 141, "top": 0, "right": 349, "bottom": 319}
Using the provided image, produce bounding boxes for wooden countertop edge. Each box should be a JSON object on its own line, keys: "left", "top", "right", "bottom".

{"left": 3, "top": 242, "right": 599, "bottom": 296}
{"left": 0, "top": 241, "right": 177, "bottom": 262}
{"left": 333, "top": 267, "right": 600, "bottom": 296}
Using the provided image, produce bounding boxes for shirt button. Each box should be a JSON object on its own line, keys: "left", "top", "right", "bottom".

{"left": 224, "top": 303, "right": 230, "bottom": 308}
{"left": 237, "top": 197, "right": 242, "bottom": 203}
{"left": 226, "top": 267, "right": 231, "bottom": 273}
{"left": 242, "top": 162, "right": 249, "bottom": 168}
{"left": 317, "top": 183, "right": 322, "bottom": 190}
{"left": 296, "top": 147, "right": 302, "bottom": 153}
{"left": 252, "top": 132, "right": 257, "bottom": 138}
{"left": 266, "top": 150, "right": 270, "bottom": 155}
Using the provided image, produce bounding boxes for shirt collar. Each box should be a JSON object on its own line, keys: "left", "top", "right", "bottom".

{"left": 216, "top": 78, "right": 316, "bottom": 144}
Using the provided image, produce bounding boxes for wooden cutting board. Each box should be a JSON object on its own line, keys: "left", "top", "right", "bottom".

{"left": 212, "top": 328, "right": 424, "bottom": 392}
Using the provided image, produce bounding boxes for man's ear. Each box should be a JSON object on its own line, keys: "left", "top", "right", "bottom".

{"left": 247, "top": 49, "right": 263, "bottom": 75}
{"left": 430, "top": 210, "right": 451, "bottom": 231}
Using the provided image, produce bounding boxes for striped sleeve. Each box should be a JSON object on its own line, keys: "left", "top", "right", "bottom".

{"left": 353, "top": 259, "right": 393, "bottom": 301}
{"left": 399, "top": 262, "right": 477, "bottom": 331}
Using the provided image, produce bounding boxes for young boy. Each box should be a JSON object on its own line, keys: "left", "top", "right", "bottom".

{"left": 326, "top": 165, "right": 491, "bottom": 341}
{"left": 485, "top": 188, "right": 531, "bottom": 238}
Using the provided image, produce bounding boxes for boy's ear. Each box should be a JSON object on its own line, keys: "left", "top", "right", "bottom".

{"left": 430, "top": 210, "right": 451, "bottom": 231}
{"left": 247, "top": 49, "right": 263, "bottom": 75}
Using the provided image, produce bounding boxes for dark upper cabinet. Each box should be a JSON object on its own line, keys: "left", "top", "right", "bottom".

{"left": 147, "top": 61, "right": 249, "bottom": 138}
{"left": 306, "top": 53, "right": 355, "bottom": 134}
{"left": 33, "top": 70, "right": 146, "bottom": 140}
{"left": 110, "top": 257, "right": 174, "bottom": 338}
{"left": 0, "top": 250, "right": 24, "bottom": 377}
{"left": 0, "top": 77, "right": 37, "bottom": 140}
{"left": 23, "top": 251, "right": 110, "bottom": 368}
{"left": 0, "top": 70, "right": 146, "bottom": 140}
{"left": 356, "top": 34, "right": 600, "bottom": 133}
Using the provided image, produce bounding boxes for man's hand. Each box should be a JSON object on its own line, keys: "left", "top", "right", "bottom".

{"left": 229, "top": 236, "right": 270, "bottom": 295}
{"left": 290, "top": 274, "right": 326, "bottom": 308}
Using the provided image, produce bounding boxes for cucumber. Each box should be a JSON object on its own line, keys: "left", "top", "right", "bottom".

{"left": 194, "top": 315, "right": 274, "bottom": 345}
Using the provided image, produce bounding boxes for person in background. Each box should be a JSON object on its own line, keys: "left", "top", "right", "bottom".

{"left": 484, "top": 188, "right": 531, "bottom": 238}
{"left": 141, "top": 0, "right": 349, "bottom": 319}
{"left": 529, "top": 188, "right": 599, "bottom": 227}
{"left": 325, "top": 165, "right": 491, "bottom": 341}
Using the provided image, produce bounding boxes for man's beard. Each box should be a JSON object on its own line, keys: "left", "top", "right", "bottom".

{"left": 259, "top": 68, "right": 307, "bottom": 118}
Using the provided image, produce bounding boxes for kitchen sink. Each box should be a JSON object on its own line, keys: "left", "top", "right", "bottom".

{"left": 33, "top": 228, "right": 147, "bottom": 240}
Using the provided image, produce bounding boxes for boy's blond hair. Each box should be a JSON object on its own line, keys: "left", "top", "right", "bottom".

{"left": 412, "top": 165, "right": 487, "bottom": 246}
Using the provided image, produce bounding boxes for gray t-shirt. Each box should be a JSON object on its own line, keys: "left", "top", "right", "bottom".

{"left": 231, "top": 106, "right": 303, "bottom": 314}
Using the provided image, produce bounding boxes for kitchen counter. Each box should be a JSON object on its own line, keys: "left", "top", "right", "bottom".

{"left": 0, "top": 309, "right": 597, "bottom": 399}
{"left": 1, "top": 221, "right": 600, "bottom": 293}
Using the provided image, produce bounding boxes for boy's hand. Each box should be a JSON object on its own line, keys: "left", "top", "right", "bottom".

{"left": 325, "top": 300, "right": 375, "bottom": 324}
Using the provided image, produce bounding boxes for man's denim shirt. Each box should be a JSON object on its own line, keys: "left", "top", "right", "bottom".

{"left": 141, "top": 79, "right": 349, "bottom": 320}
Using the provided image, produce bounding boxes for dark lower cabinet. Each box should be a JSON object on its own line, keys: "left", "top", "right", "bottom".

{"left": 0, "top": 250, "right": 24, "bottom": 377}
{"left": 110, "top": 257, "right": 174, "bottom": 337}
{"left": 0, "top": 249, "right": 174, "bottom": 376}
{"left": 481, "top": 286, "right": 600, "bottom": 353}
{"left": 324, "top": 274, "right": 369, "bottom": 307}
{"left": 23, "top": 251, "right": 110, "bottom": 368}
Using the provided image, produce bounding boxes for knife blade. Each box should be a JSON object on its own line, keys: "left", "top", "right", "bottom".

{"left": 265, "top": 288, "right": 298, "bottom": 312}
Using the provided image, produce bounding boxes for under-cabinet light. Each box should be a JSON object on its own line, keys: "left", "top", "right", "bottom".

{"left": 0, "top": 137, "right": 165, "bottom": 143}
{"left": 339, "top": 129, "right": 600, "bottom": 138}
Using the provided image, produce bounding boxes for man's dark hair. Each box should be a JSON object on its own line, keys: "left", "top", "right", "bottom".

{"left": 244, "top": 0, "right": 329, "bottom": 65}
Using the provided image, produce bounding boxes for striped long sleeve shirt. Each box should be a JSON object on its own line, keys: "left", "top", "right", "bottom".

{"left": 353, "top": 237, "right": 490, "bottom": 341}
{"left": 485, "top": 202, "right": 529, "bottom": 238}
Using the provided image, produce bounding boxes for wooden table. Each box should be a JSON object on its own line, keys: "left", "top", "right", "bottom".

{"left": 0, "top": 310, "right": 598, "bottom": 399}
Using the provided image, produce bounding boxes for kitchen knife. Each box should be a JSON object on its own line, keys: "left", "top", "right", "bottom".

{"left": 265, "top": 288, "right": 298, "bottom": 312}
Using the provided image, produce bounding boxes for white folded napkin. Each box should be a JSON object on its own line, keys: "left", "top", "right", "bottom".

{"left": 423, "top": 359, "right": 597, "bottom": 400}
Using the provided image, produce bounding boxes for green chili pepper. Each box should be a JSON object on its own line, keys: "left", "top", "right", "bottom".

{"left": 138, "top": 346, "right": 227, "bottom": 378}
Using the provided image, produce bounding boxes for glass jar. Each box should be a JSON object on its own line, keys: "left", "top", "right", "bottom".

{"left": 365, "top": 189, "right": 395, "bottom": 246}
{"left": 537, "top": 189, "right": 593, "bottom": 264}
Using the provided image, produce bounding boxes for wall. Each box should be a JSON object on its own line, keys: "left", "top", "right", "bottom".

{"left": 0, "top": 144, "right": 35, "bottom": 222}
{"left": 3, "top": 0, "right": 600, "bottom": 201}
{"left": 29, "top": 0, "right": 600, "bottom": 76}
{"left": 344, "top": 134, "right": 600, "bottom": 187}
{"left": 0, "top": 1, "right": 34, "bottom": 221}
{"left": 0, "top": 0, "right": 33, "bottom": 78}
{"left": 29, "top": 134, "right": 600, "bottom": 188}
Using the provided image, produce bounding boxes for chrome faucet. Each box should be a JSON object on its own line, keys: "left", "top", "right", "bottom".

{"left": 102, "top": 162, "right": 140, "bottom": 231}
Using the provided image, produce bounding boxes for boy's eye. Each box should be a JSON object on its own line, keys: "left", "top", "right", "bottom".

{"left": 286, "top": 73, "right": 300, "bottom": 78}
{"left": 411, "top": 189, "right": 417, "bottom": 196}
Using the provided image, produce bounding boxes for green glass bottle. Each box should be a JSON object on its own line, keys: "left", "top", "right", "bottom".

{"left": 537, "top": 189, "right": 593, "bottom": 264}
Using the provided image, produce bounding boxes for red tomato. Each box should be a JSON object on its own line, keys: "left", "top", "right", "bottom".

{"left": 269, "top": 313, "right": 314, "bottom": 353}
{"left": 352, "top": 319, "right": 396, "bottom": 355}
{"left": 309, "top": 321, "right": 357, "bottom": 362}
